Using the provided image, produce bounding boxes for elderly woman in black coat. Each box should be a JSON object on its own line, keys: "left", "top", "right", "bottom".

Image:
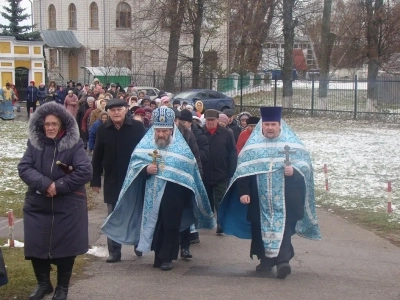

{"left": 18, "top": 102, "right": 92, "bottom": 300}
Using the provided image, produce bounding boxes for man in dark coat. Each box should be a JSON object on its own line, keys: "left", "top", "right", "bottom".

{"left": 225, "top": 109, "right": 241, "bottom": 142}
{"left": 91, "top": 99, "right": 146, "bottom": 263}
{"left": 180, "top": 109, "right": 209, "bottom": 243}
{"left": 203, "top": 109, "right": 237, "bottom": 234}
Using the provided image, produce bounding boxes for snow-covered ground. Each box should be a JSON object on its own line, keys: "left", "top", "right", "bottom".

{"left": 1, "top": 118, "right": 399, "bottom": 224}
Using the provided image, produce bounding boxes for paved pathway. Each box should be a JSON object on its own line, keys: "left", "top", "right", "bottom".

{"left": 63, "top": 194, "right": 400, "bottom": 300}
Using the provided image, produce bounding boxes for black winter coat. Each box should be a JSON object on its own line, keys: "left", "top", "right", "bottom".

{"left": 18, "top": 102, "right": 93, "bottom": 259}
{"left": 237, "top": 169, "right": 306, "bottom": 223}
{"left": 203, "top": 125, "right": 238, "bottom": 185}
{"left": 76, "top": 102, "right": 89, "bottom": 130}
{"left": 191, "top": 122, "right": 209, "bottom": 168}
{"left": 91, "top": 116, "right": 145, "bottom": 204}
{"left": 178, "top": 123, "right": 203, "bottom": 177}
{"left": 227, "top": 120, "right": 241, "bottom": 142}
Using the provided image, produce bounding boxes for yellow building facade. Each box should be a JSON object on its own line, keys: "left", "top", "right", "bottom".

{"left": 0, "top": 36, "right": 45, "bottom": 87}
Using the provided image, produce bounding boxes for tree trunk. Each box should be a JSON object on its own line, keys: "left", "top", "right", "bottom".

{"left": 282, "top": 0, "right": 295, "bottom": 108}
{"left": 244, "top": 0, "right": 275, "bottom": 73}
{"left": 191, "top": 0, "right": 204, "bottom": 89}
{"left": 365, "top": 0, "right": 383, "bottom": 112}
{"left": 318, "top": 0, "right": 335, "bottom": 110}
{"left": 164, "top": 0, "right": 186, "bottom": 92}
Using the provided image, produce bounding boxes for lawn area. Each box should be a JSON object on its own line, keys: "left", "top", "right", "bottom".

{"left": 0, "top": 238, "right": 93, "bottom": 299}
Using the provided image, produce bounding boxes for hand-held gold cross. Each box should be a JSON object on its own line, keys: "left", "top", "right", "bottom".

{"left": 148, "top": 150, "right": 162, "bottom": 165}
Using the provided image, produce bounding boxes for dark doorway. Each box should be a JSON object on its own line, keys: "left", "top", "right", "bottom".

{"left": 15, "top": 67, "right": 29, "bottom": 101}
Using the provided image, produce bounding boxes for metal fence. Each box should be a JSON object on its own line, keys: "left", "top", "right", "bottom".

{"left": 129, "top": 72, "right": 400, "bottom": 120}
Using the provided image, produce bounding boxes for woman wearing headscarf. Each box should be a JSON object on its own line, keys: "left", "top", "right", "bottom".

{"left": 64, "top": 90, "right": 79, "bottom": 117}
{"left": 236, "top": 111, "right": 251, "bottom": 132}
{"left": 18, "top": 102, "right": 92, "bottom": 300}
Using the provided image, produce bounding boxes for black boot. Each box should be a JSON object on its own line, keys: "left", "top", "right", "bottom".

{"left": 29, "top": 266, "right": 53, "bottom": 300}
{"left": 52, "top": 271, "right": 72, "bottom": 300}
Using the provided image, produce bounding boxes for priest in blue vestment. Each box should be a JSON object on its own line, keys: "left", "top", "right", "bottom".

{"left": 218, "top": 106, "right": 321, "bottom": 279}
{"left": 102, "top": 106, "right": 215, "bottom": 271}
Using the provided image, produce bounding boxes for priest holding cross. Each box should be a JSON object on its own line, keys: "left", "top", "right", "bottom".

{"left": 102, "top": 107, "right": 215, "bottom": 271}
{"left": 219, "top": 106, "right": 321, "bottom": 279}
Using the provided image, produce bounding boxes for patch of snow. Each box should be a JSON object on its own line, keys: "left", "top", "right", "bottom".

{"left": 86, "top": 246, "right": 108, "bottom": 258}
{"left": 2, "top": 239, "right": 24, "bottom": 247}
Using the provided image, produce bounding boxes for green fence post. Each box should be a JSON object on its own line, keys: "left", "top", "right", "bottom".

{"left": 240, "top": 74, "right": 243, "bottom": 111}
{"left": 311, "top": 75, "right": 315, "bottom": 116}
{"left": 354, "top": 75, "right": 358, "bottom": 120}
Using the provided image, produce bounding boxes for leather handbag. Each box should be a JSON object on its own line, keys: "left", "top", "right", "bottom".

{"left": 0, "top": 248, "right": 8, "bottom": 287}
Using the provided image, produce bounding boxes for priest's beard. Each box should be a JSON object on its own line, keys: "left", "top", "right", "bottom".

{"left": 155, "top": 135, "right": 172, "bottom": 149}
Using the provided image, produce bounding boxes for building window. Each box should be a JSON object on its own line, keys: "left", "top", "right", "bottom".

{"left": 49, "top": 49, "right": 57, "bottom": 69}
{"left": 116, "top": 50, "right": 132, "bottom": 70}
{"left": 48, "top": 5, "right": 56, "bottom": 29}
{"left": 90, "top": 50, "right": 100, "bottom": 67}
{"left": 116, "top": 2, "right": 131, "bottom": 28}
{"left": 68, "top": 4, "right": 77, "bottom": 29}
{"left": 89, "top": 2, "right": 99, "bottom": 29}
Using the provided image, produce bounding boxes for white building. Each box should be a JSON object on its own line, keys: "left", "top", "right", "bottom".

{"left": 32, "top": 0, "right": 227, "bottom": 85}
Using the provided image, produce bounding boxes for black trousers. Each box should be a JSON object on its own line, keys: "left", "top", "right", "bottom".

{"left": 250, "top": 221, "right": 295, "bottom": 265}
{"left": 107, "top": 203, "right": 122, "bottom": 257}
{"left": 26, "top": 101, "right": 36, "bottom": 116}
{"left": 31, "top": 256, "right": 75, "bottom": 273}
{"left": 180, "top": 227, "right": 191, "bottom": 250}
{"left": 205, "top": 179, "right": 228, "bottom": 218}
{"left": 152, "top": 183, "right": 191, "bottom": 262}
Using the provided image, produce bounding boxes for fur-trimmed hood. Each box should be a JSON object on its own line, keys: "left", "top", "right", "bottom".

{"left": 28, "top": 102, "right": 80, "bottom": 152}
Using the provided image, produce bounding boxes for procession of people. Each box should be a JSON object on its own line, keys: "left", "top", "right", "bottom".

{"left": 15, "top": 78, "right": 320, "bottom": 299}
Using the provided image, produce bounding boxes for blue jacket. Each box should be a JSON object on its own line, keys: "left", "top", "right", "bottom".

{"left": 37, "top": 86, "right": 47, "bottom": 101}
{"left": 55, "top": 89, "right": 67, "bottom": 105}
{"left": 89, "top": 119, "right": 102, "bottom": 150}
{"left": 25, "top": 86, "right": 38, "bottom": 102}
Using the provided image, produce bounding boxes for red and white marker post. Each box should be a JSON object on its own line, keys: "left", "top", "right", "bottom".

{"left": 324, "top": 164, "right": 329, "bottom": 191}
{"left": 387, "top": 181, "right": 393, "bottom": 213}
{"left": 8, "top": 209, "right": 14, "bottom": 247}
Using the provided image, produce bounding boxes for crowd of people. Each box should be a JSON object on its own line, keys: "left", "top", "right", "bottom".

{"left": 16, "top": 77, "right": 320, "bottom": 300}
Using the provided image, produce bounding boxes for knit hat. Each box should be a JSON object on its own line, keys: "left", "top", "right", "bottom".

{"left": 185, "top": 105, "right": 193, "bottom": 111}
{"left": 143, "top": 107, "right": 153, "bottom": 113}
{"left": 87, "top": 97, "right": 95, "bottom": 102}
{"left": 218, "top": 113, "right": 229, "bottom": 125}
{"left": 180, "top": 109, "right": 193, "bottom": 122}
{"left": 246, "top": 116, "right": 260, "bottom": 125}
{"left": 160, "top": 96, "right": 170, "bottom": 105}
{"left": 30, "top": 80, "right": 35, "bottom": 84}
{"left": 173, "top": 99, "right": 181, "bottom": 106}
{"left": 134, "top": 108, "right": 146, "bottom": 116}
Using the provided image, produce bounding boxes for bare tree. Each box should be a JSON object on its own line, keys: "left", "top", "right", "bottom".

{"left": 230, "top": 0, "right": 276, "bottom": 74}
{"left": 281, "top": 0, "right": 296, "bottom": 108}
{"left": 317, "top": 0, "right": 335, "bottom": 109}
{"left": 163, "top": 0, "right": 187, "bottom": 91}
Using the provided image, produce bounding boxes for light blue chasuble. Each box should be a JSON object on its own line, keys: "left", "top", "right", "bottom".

{"left": 102, "top": 125, "right": 216, "bottom": 253}
{"left": 219, "top": 120, "right": 321, "bottom": 257}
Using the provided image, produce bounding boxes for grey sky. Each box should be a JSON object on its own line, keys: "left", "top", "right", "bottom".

{"left": 0, "top": 0, "right": 32, "bottom": 27}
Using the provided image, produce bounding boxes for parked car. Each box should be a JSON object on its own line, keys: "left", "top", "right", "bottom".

{"left": 172, "top": 89, "right": 235, "bottom": 112}
{"left": 125, "top": 86, "right": 173, "bottom": 100}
